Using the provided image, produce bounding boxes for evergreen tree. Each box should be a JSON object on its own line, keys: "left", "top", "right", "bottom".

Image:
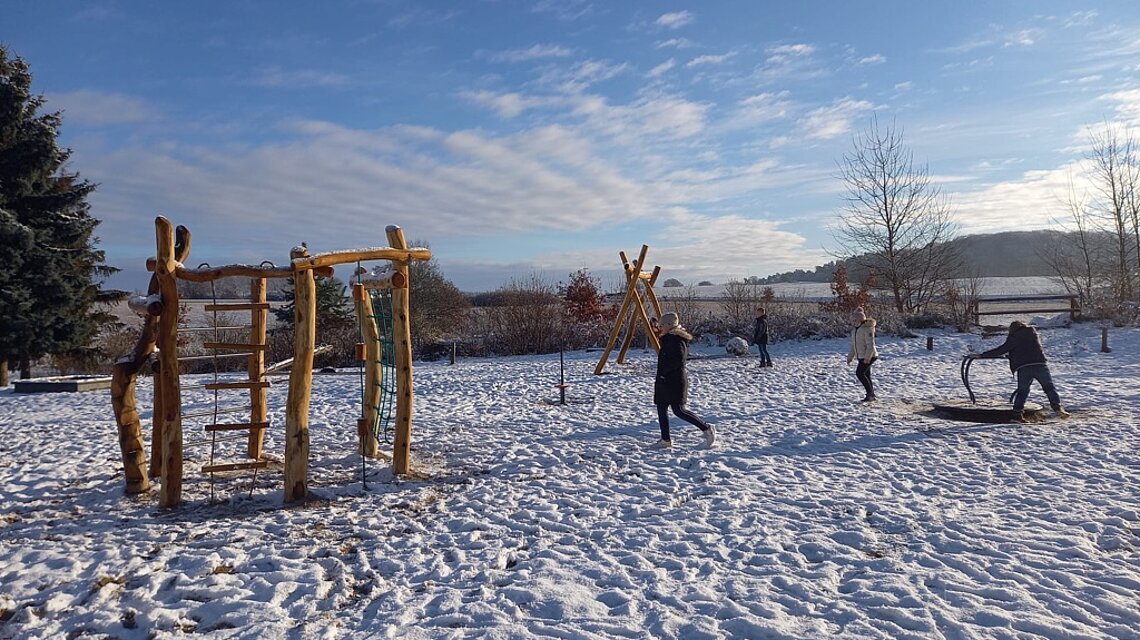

{"left": 272, "top": 274, "right": 353, "bottom": 325}
{"left": 0, "top": 46, "right": 119, "bottom": 384}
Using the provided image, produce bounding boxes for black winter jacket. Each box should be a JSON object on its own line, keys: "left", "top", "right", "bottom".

{"left": 979, "top": 325, "right": 1047, "bottom": 372}
{"left": 654, "top": 332, "right": 690, "bottom": 405}
{"left": 752, "top": 315, "right": 769, "bottom": 345}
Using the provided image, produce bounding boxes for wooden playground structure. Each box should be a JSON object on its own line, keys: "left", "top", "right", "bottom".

{"left": 595, "top": 245, "right": 664, "bottom": 375}
{"left": 110, "top": 216, "right": 430, "bottom": 508}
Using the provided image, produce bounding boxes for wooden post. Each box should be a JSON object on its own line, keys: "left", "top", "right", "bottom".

{"left": 1101, "top": 327, "right": 1111, "bottom": 353}
{"left": 284, "top": 246, "right": 316, "bottom": 502}
{"left": 154, "top": 217, "right": 184, "bottom": 508}
{"left": 386, "top": 226, "right": 415, "bottom": 475}
{"left": 247, "top": 277, "right": 269, "bottom": 458}
{"left": 926, "top": 336, "right": 934, "bottom": 351}
{"left": 644, "top": 265, "right": 664, "bottom": 320}
{"left": 111, "top": 352, "right": 151, "bottom": 494}
{"left": 353, "top": 283, "right": 381, "bottom": 458}
{"left": 595, "top": 245, "right": 651, "bottom": 375}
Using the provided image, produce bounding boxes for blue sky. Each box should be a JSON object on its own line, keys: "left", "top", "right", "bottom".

{"left": 7, "top": 1, "right": 1140, "bottom": 292}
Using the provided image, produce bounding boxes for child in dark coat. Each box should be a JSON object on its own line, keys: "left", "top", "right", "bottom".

{"left": 752, "top": 306, "right": 772, "bottom": 367}
{"left": 652, "top": 312, "right": 715, "bottom": 449}
{"left": 977, "top": 320, "right": 1069, "bottom": 422}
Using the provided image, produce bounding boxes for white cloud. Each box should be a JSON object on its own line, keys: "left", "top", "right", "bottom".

{"left": 1003, "top": 28, "right": 1042, "bottom": 48}
{"left": 857, "top": 54, "right": 887, "bottom": 65}
{"left": 686, "top": 53, "right": 734, "bottom": 68}
{"left": 539, "top": 60, "right": 630, "bottom": 93}
{"left": 531, "top": 0, "right": 596, "bottom": 21}
{"left": 656, "top": 11, "right": 694, "bottom": 30}
{"left": 647, "top": 59, "right": 676, "bottom": 78}
{"left": 656, "top": 38, "right": 694, "bottom": 49}
{"left": 648, "top": 213, "right": 817, "bottom": 281}
{"left": 729, "top": 92, "right": 792, "bottom": 127}
{"left": 800, "top": 98, "right": 875, "bottom": 140}
{"left": 47, "top": 90, "right": 158, "bottom": 125}
{"left": 1100, "top": 89, "right": 1140, "bottom": 127}
{"left": 489, "top": 44, "right": 575, "bottom": 63}
{"left": 767, "top": 43, "right": 815, "bottom": 61}
{"left": 570, "top": 94, "right": 709, "bottom": 142}
{"left": 461, "top": 90, "right": 556, "bottom": 118}
{"left": 949, "top": 163, "right": 1087, "bottom": 234}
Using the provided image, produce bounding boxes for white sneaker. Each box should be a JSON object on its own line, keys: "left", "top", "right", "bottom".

{"left": 651, "top": 439, "right": 672, "bottom": 449}
{"left": 703, "top": 425, "right": 717, "bottom": 447}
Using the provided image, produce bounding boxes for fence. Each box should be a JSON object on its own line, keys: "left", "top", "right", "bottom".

{"left": 970, "top": 294, "right": 1080, "bottom": 325}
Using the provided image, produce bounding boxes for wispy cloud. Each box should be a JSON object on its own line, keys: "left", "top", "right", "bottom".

{"left": 767, "top": 43, "right": 815, "bottom": 62}
{"left": 647, "top": 59, "right": 676, "bottom": 78}
{"left": 686, "top": 52, "right": 735, "bottom": 68}
{"left": 48, "top": 90, "right": 158, "bottom": 125}
{"left": 1100, "top": 89, "right": 1140, "bottom": 127}
{"left": 387, "top": 8, "right": 461, "bottom": 28}
{"left": 857, "top": 54, "right": 886, "bottom": 65}
{"left": 248, "top": 67, "right": 351, "bottom": 88}
{"left": 462, "top": 90, "right": 557, "bottom": 118}
{"left": 531, "top": 0, "right": 597, "bottom": 21}
{"left": 656, "top": 38, "right": 694, "bottom": 49}
{"left": 656, "top": 11, "right": 694, "bottom": 30}
{"left": 570, "top": 93, "right": 709, "bottom": 142}
{"left": 538, "top": 60, "right": 630, "bottom": 93}
{"left": 488, "top": 44, "right": 575, "bottom": 63}
{"left": 728, "top": 91, "right": 792, "bottom": 127}
{"left": 800, "top": 98, "right": 874, "bottom": 139}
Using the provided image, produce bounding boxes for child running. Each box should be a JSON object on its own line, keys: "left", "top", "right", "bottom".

{"left": 652, "top": 312, "right": 716, "bottom": 449}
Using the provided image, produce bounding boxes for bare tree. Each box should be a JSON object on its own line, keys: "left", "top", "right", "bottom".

{"left": 480, "top": 274, "right": 564, "bottom": 355}
{"left": 1038, "top": 174, "right": 1107, "bottom": 307}
{"left": 1086, "top": 122, "right": 1139, "bottom": 301}
{"left": 720, "top": 280, "right": 760, "bottom": 334}
{"left": 835, "top": 116, "right": 961, "bottom": 313}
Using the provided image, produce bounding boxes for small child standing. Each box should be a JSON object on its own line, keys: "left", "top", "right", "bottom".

{"left": 752, "top": 306, "right": 772, "bottom": 367}
{"left": 652, "top": 312, "right": 716, "bottom": 449}
{"left": 846, "top": 307, "right": 878, "bottom": 402}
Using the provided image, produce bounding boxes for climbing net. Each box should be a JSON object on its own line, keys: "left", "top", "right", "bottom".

{"left": 355, "top": 272, "right": 398, "bottom": 446}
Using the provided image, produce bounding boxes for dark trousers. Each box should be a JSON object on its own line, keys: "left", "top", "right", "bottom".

{"left": 756, "top": 343, "right": 771, "bottom": 365}
{"left": 855, "top": 359, "right": 875, "bottom": 399}
{"left": 1013, "top": 364, "right": 1061, "bottom": 411}
{"left": 657, "top": 403, "right": 709, "bottom": 441}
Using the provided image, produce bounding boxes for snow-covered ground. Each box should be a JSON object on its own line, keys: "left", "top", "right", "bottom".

{"left": 1, "top": 323, "right": 1137, "bottom": 639}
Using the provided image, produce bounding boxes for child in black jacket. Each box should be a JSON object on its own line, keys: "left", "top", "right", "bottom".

{"left": 652, "top": 313, "right": 715, "bottom": 449}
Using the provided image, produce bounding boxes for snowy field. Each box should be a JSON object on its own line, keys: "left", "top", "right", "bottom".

{"left": 1, "top": 323, "right": 1138, "bottom": 639}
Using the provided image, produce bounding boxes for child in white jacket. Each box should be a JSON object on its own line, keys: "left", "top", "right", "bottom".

{"left": 846, "top": 307, "right": 879, "bottom": 402}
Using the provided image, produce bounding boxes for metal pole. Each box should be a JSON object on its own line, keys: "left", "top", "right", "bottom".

{"left": 559, "top": 344, "right": 567, "bottom": 405}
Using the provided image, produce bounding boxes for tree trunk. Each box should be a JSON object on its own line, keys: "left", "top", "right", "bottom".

{"left": 0, "top": 360, "right": 7, "bottom": 387}
{"left": 20, "top": 359, "right": 31, "bottom": 379}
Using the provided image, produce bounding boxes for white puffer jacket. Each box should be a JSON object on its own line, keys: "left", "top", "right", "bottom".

{"left": 848, "top": 319, "right": 879, "bottom": 362}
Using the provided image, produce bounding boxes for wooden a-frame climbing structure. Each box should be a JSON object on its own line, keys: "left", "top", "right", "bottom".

{"left": 594, "top": 244, "right": 664, "bottom": 375}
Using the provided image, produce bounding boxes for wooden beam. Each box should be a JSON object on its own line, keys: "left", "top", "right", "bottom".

{"left": 155, "top": 217, "right": 184, "bottom": 508}
{"left": 293, "top": 246, "right": 432, "bottom": 271}
{"left": 353, "top": 283, "right": 382, "bottom": 458}
{"left": 283, "top": 245, "right": 316, "bottom": 503}
{"left": 386, "top": 226, "right": 416, "bottom": 475}
{"left": 595, "top": 245, "right": 652, "bottom": 375}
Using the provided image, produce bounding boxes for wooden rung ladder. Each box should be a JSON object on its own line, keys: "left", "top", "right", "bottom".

{"left": 201, "top": 460, "right": 270, "bottom": 474}
{"left": 204, "top": 421, "right": 269, "bottom": 433}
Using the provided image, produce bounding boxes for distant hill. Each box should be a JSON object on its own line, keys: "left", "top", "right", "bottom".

{"left": 757, "top": 230, "right": 1098, "bottom": 284}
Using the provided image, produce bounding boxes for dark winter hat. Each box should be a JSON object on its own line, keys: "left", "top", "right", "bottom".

{"left": 1009, "top": 320, "right": 1028, "bottom": 331}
